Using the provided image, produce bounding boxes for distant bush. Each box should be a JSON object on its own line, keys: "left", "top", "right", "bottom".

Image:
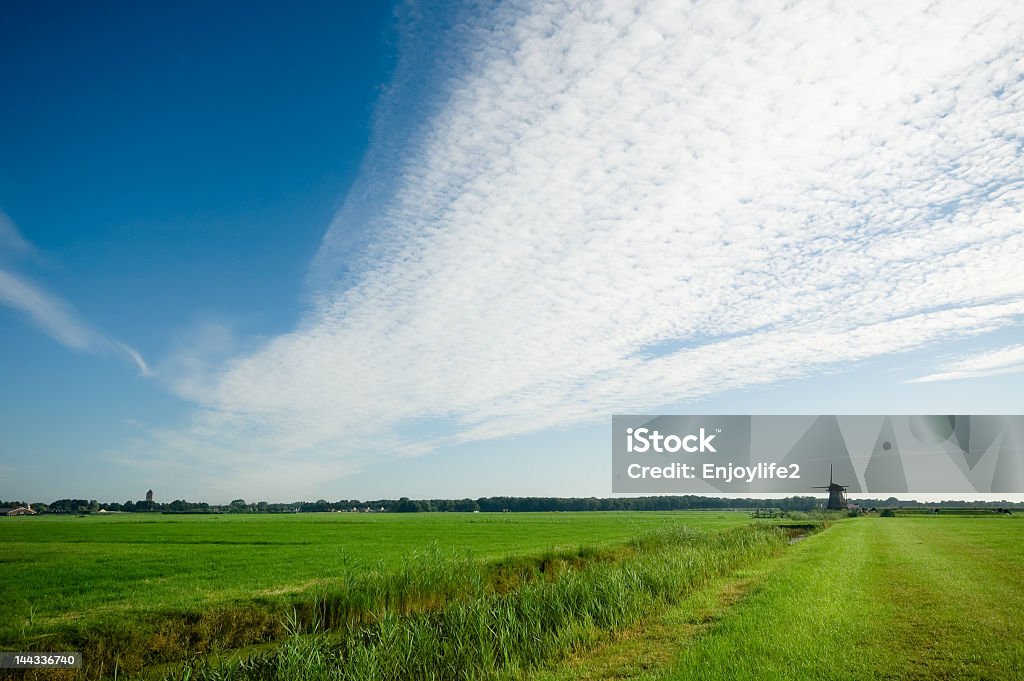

{"left": 880, "top": 509, "right": 896, "bottom": 517}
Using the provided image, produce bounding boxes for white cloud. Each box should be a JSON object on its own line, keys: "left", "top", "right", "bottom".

{"left": 0, "top": 214, "right": 150, "bottom": 374}
{"left": 909, "top": 345, "right": 1024, "bottom": 383}
{"left": 113, "top": 340, "right": 153, "bottom": 378}
{"left": 148, "top": 0, "right": 1024, "bottom": 495}
{"left": 0, "top": 267, "right": 100, "bottom": 350}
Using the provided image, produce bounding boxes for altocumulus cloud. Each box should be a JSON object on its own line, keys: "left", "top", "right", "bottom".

{"left": 143, "top": 0, "right": 1024, "bottom": 495}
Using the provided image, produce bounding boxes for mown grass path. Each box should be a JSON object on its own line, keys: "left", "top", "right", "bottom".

{"left": 866, "top": 518, "right": 1024, "bottom": 679}
{"left": 536, "top": 517, "right": 1024, "bottom": 681}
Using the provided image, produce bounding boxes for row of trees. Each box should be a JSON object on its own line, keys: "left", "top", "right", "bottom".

{"left": 0, "top": 499, "right": 33, "bottom": 509}
{"left": 391, "top": 496, "right": 829, "bottom": 512}
{"left": 40, "top": 495, "right": 826, "bottom": 514}
{"left": 28, "top": 495, "right": 1024, "bottom": 515}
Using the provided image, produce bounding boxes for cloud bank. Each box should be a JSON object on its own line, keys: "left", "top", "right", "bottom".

{"left": 147, "top": 0, "right": 1024, "bottom": 495}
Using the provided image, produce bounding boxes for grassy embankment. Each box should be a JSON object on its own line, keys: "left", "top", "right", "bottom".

{"left": 532, "top": 515, "right": 1024, "bottom": 681}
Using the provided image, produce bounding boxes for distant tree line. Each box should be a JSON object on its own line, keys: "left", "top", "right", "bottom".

{"left": 22, "top": 495, "right": 1024, "bottom": 514}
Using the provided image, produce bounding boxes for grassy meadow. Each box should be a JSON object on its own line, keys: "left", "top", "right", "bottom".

{"left": 3, "top": 512, "right": 747, "bottom": 627}
{"left": 3, "top": 512, "right": 1023, "bottom": 680}
{"left": 0, "top": 511, "right": 754, "bottom": 679}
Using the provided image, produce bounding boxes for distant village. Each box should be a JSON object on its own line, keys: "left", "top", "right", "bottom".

{"left": 2, "top": 491, "right": 1023, "bottom": 516}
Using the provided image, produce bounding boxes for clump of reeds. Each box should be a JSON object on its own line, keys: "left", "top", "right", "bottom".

{"left": 159, "top": 524, "right": 787, "bottom": 681}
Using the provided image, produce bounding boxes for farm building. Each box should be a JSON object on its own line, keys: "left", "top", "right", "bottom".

{"left": 0, "top": 505, "right": 37, "bottom": 516}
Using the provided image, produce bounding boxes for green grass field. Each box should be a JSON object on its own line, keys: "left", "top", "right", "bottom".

{"left": 0, "top": 511, "right": 752, "bottom": 678}
{"left": 662, "top": 516, "right": 1024, "bottom": 680}
{"left": 0, "top": 512, "right": 746, "bottom": 626}
{"left": 533, "top": 515, "right": 1024, "bottom": 681}
{"left": 3, "top": 513, "right": 1023, "bottom": 681}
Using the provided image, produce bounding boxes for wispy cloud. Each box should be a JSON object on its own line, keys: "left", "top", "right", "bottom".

{"left": 0, "top": 211, "right": 33, "bottom": 255}
{"left": 0, "top": 268, "right": 101, "bottom": 350}
{"left": 112, "top": 340, "right": 153, "bottom": 377}
{"left": 155, "top": 319, "right": 240, "bottom": 400}
{"left": 147, "top": 0, "right": 1024, "bottom": 495}
{"left": 909, "top": 345, "right": 1024, "bottom": 383}
{"left": 0, "top": 212, "right": 150, "bottom": 374}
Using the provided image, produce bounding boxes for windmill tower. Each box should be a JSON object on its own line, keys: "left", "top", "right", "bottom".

{"left": 813, "top": 465, "right": 849, "bottom": 510}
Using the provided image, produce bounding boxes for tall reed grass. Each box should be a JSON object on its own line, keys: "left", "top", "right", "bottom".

{"left": 160, "top": 524, "right": 789, "bottom": 681}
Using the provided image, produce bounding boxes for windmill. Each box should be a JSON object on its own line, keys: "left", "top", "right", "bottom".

{"left": 814, "top": 465, "right": 849, "bottom": 510}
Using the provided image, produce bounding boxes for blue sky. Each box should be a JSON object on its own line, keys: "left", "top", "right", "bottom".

{"left": 2, "top": 0, "right": 1023, "bottom": 504}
